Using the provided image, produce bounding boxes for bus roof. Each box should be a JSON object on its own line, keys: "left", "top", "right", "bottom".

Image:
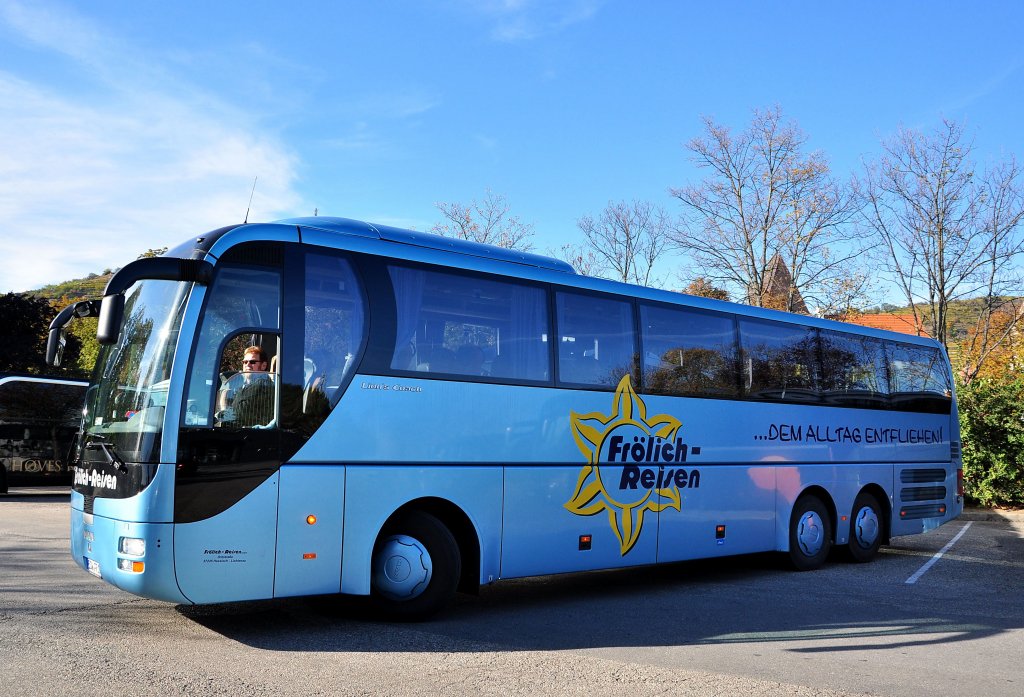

{"left": 0, "top": 373, "right": 88, "bottom": 387}
{"left": 167, "top": 216, "right": 942, "bottom": 350}
{"left": 277, "top": 217, "right": 577, "bottom": 274}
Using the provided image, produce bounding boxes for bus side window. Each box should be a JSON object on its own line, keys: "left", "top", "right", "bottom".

{"left": 304, "top": 253, "right": 366, "bottom": 408}
{"left": 387, "top": 265, "right": 548, "bottom": 382}
{"left": 556, "top": 291, "right": 635, "bottom": 388}
{"left": 739, "top": 319, "right": 819, "bottom": 401}
{"left": 183, "top": 263, "right": 282, "bottom": 429}
{"left": 639, "top": 303, "right": 739, "bottom": 397}
{"left": 887, "top": 344, "right": 951, "bottom": 412}
{"left": 819, "top": 331, "right": 889, "bottom": 407}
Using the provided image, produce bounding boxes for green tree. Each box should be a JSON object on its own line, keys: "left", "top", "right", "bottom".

{"left": 67, "top": 317, "right": 100, "bottom": 376}
{"left": 0, "top": 293, "right": 83, "bottom": 376}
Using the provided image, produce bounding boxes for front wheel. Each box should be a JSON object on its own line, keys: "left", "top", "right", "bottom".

{"left": 371, "top": 511, "right": 460, "bottom": 620}
{"left": 846, "top": 492, "right": 883, "bottom": 563}
{"left": 788, "top": 495, "right": 832, "bottom": 571}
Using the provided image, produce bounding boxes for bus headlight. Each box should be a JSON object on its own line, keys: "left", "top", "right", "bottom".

{"left": 118, "top": 537, "right": 145, "bottom": 557}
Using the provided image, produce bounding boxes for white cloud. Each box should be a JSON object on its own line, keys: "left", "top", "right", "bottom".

{"left": 0, "top": 1, "right": 305, "bottom": 292}
{"left": 353, "top": 91, "right": 441, "bottom": 120}
{"left": 468, "top": 0, "right": 604, "bottom": 42}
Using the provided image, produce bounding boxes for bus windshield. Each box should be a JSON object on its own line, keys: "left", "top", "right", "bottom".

{"left": 82, "top": 279, "right": 191, "bottom": 463}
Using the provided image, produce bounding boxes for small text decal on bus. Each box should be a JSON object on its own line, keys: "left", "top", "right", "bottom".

{"left": 73, "top": 467, "right": 118, "bottom": 491}
{"left": 565, "top": 375, "right": 700, "bottom": 555}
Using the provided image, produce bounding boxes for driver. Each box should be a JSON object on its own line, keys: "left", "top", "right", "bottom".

{"left": 226, "top": 346, "right": 275, "bottom": 427}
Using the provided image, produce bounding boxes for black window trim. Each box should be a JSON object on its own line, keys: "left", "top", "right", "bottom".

{"left": 345, "top": 250, "right": 952, "bottom": 412}
{"left": 363, "top": 256, "right": 556, "bottom": 388}
{"left": 551, "top": 285, "right": 639, "bottom": 391}
{"left": 636, "top": 298, "right": 742, "bottom": 400}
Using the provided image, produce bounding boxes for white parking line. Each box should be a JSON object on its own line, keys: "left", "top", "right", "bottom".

{"left": 905, "top": 521, "right": 973, "bottom": 584}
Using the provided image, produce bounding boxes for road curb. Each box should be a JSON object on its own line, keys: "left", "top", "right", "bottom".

{"left": 959, "top": 507, "right": 1024, "bottom": 522}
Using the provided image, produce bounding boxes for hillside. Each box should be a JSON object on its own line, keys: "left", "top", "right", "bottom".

{"left": 32, "top": 273, "right": 113, "bottom": 303}
{"left": 31, "top": 247, "right": 169, "bottom": 302}
{"left": 860, "top": 296, "right": 1022, "bottom": 340}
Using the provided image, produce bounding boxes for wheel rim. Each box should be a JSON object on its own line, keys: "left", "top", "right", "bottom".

{"left": 853, "top": 505, "right": 880, "bottom": 549}
{"left": 372, "top": 534, "right": 432, "bottom": 601}
{"left": 796, "top": 511, "right": 826, "bottom": 557}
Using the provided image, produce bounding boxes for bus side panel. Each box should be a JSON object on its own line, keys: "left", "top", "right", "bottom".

{"left": 773, "top": 463, "right": 895, "bottom": 551}
{"left": 340, "top": 465, "right": 502, "bottom": 596}
{"left": 657, "top": 465, "right": 776, "bottom": 562}
{"left": 891, "top": 461, "right": 960, "bottom": 536}
{"left": 501, "top": 465, "right": 658, "bottom": 578}
{"left": 274, "top": 464, "right": 345, "bottom": 597}
{"left": 173, "top": 473, "right": 280, "bottom": 603}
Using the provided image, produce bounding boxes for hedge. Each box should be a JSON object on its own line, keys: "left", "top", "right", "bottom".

{"left": 958, "top": 378, "right": 1024, "bottom": 507}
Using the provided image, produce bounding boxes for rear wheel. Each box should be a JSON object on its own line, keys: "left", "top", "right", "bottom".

{"left": 371, "top": 511, "right": 460, "bottom": 620}
{"left": 788, "top": 495, "right": 832, "bottom": 571}
{"left": 847, "top": 492, "right": 883, "bottom": 563}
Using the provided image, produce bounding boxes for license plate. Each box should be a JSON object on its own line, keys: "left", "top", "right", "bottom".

{"left": 86, "top": 557, "right": 102, "bottom": 578}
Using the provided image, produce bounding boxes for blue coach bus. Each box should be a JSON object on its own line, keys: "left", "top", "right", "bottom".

{"left": 49, "top": 217, "right": 962, "bottom": 617}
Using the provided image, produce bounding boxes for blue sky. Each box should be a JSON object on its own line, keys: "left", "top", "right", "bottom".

{"left": 1, "top": 0, "right": 1023, "bottom": 293}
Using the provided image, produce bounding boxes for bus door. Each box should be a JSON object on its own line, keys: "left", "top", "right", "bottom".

{"left": 174, "top": 251, "right": 287, "bottom": 603}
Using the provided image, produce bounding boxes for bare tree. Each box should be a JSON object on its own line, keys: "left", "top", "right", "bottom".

{"left": 432, "top": 189, "right": 535, "bottom": 251}
{"left": 812, "top": 268, "right": 877, "bottom": 319}
{"left": 858, "top": 120, "right": 1024, "bottom": 373}
{"left": 577, "top": 200, "right": 672, "bottom": 286}
{"left": 671, "top": 106, "right": 860, "bottom": 312}
{"left": 550, "top": 243, "right": 605, "bottom": 277}
{"left": 961, "top": 159, "right": 1024, "bottom": 380}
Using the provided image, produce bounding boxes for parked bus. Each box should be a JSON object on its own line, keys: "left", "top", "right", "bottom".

{"left": 0, "top": 374, "right": 87, "bottom": 493}
{"left": 49, "top": 217, "right": 962, "bottom": 617}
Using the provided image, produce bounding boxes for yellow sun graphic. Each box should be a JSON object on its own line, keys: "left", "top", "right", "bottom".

{"left": 565, "top": 375, "right": 684, "bottom": 555}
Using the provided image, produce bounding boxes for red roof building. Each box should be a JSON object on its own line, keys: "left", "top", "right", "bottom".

{"left": 838, "top": 313, "right": 931, "bottom": 337}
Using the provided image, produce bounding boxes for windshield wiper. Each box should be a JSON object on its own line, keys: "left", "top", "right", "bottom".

{"left": 86, "top": 438, "right": 128, "bottom": 473}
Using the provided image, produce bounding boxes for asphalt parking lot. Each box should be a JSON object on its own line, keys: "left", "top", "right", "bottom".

{"left": 1, "top": 490, "right": 1022, "bottom": 696}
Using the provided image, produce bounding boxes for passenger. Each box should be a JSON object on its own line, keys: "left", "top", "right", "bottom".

{"left": 456, "top": 344, "right": 485, "bottom": 375}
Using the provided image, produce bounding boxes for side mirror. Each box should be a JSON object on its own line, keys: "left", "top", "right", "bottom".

{"left": 46, "top": 327, "right": 67, "bottom": 367}
{"left": 46, "top": 302, "right": 80, "bottom": 366}
{"left": 98, "top": 294, "right": 125, "bottom": 345}
{"left": 47, "top": 299, "right": 103, "bottom": 365}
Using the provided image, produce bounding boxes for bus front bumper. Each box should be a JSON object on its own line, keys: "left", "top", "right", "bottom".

{"left": 71, "top": 508, "right": 189, "bottom": 604}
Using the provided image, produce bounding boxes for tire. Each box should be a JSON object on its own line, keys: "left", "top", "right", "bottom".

{"left": 788, "top": 495, "right": 832, "bottom": 571}
{"left": 371, "top": 511, "right": 460, "bottom": 620}
{"left": 846, "top": 491, "right": 883, "bottom": 563}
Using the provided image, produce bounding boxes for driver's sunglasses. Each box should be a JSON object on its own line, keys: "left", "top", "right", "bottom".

{"left": 242, "top": 359, "right": 263, "bottom": 365}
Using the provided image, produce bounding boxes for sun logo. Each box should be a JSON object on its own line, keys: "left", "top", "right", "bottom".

{"left": 565, "top": 375, "right": 685, "bottom": 555}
